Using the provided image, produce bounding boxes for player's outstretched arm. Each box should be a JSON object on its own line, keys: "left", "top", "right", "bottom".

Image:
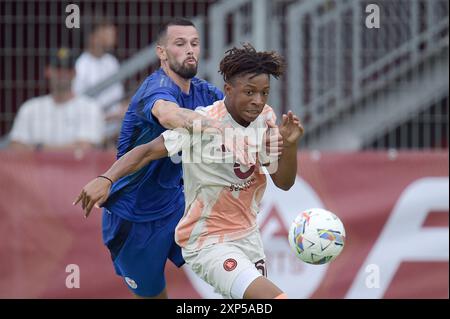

{"left": 152, "top": 100, "right": 223, "bottom": 133}
{"left": 269, "top": 111, "right": 304, "bottom": 191}
{"left": 153, "top": 100, "right": 258, "bottom": 165}
{"left": 73, "top": 136, "right": 168, "bottom": 217}
{"left": 103, "top": 135, "right": 168, "bottom": 182}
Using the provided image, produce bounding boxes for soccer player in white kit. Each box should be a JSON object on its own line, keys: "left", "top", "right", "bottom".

{"left": 75, "top": 44, "right": 304, "bottom": 299}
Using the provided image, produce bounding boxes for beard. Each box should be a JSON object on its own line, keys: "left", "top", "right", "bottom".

{"left": 168, "top": 57, "right": 198, "bottom": 79}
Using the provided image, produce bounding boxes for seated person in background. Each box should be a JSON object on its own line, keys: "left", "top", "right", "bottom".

{"left": 9, "top": 47, "right": 104, "bottom": 152}
{"left": 73, "top": 17, "right": 127, "bottom": 147}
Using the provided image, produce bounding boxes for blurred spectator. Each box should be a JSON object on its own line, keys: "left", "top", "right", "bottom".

{"left": 9, "top": 48, "right": 104, "bottom": 152}
{"left": 73, "top": 17, "right": 127, "bottom": 147}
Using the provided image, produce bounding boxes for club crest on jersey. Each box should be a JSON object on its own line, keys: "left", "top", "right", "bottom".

{"left": 223, "top": 258, "right": 237, "bottom": 271}
{"left": 234, "top": 163, "right": 256, "bottom": 179}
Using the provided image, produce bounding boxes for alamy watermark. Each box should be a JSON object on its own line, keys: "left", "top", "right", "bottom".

{"left": 65, "top": 264, "right": 80, "bottom": 288}
{"left": 365, "top": 4, "right": 380, "bottom": 29}
{"left": 166, "top": 120, "right": 281, "bottom": 174}
{"left": 65, "top": 4, "right": 80, "bottom": 29}
{"left": 365, "top": 264, "right": 380, "bottom": 289}
{"left": 66, "top": 3, "right": 380, "bottom": 30}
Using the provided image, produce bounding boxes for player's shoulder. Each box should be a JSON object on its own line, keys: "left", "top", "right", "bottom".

{"left": 141, "top": 68, "right": 180, "bottom": 95}
{"left": 191, "top": 76, "right": 215, "bottom": 89}
{"left": 191, "top": 77, "right": 224, "bottom": 99}
{"left": 195, "top": 99, "right": 226, "bottom": 119}
{"left": 148, "top": 68, "right": 177, "bottom": 89}
{"left": 254, "top": 104, "right": 276, "bottom": 125}
{"left": 259, "top": 104, "right": 276, "bottom": 118}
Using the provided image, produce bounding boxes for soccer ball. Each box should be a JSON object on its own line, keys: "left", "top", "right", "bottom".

{"left": 288, "top": 208, "right": 346, "bottom": 265}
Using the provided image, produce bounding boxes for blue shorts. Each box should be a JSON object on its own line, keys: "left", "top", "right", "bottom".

{"left": 102, "top": 208, "right": 185, "bottom": 297}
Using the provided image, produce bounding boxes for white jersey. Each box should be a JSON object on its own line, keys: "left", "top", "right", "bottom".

{"left": 73, "top": 52, "right": 124, "bottom": 111}
{"left": 163, "top": 100, "right": 277, "bottom": 251}
{"left": 9, "top": 95, "right": 104, "bottom": 146}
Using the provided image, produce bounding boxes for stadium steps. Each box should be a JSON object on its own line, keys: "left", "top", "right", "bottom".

{"left": 303, "top": 47, "right": 449, "bottom": 150}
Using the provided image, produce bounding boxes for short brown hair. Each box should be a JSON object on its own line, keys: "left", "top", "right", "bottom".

{"left": 157, "top": 18, "right": 196, "bottom": 44}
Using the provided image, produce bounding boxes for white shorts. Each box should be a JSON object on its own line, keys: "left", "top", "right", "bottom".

{"left": 182, "top": 230, "right": 267, "bottom": 299}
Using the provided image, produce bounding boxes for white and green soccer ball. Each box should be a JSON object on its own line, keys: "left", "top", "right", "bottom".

{"left": 288, "top": 208, "right": 346, "bottom": 265}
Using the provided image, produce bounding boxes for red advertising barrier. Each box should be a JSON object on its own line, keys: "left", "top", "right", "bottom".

{"left": 0, "top": 150, "right": 448, "bottom": 298}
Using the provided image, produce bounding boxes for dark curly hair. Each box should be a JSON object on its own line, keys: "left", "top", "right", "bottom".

{"left": 219, "top": 43, "right": 286, "bottom": 83}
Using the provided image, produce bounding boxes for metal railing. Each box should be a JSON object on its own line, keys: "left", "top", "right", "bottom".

{"left": 286, "top": 0, "right": 449, "bottom": 132}
{"left": 0, "top": 0, "right": 216, "bottom": 138}
{"left": 1, "top": 0, "right": 448, "bottom": 150}
{"left": 145, "top": 0, "right": 450, "bottom": 150}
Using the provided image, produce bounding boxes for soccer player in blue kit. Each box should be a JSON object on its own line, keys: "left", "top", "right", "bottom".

{"left": 74, "top": 18, "right": 223, "bottom": 298}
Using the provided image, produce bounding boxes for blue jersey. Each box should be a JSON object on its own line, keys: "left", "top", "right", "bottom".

{"left": 103, "top": 68, "right": 223, "bottom": 222}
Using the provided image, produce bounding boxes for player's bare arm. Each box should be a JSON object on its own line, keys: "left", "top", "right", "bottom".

{"left": 73, "top": 136, "right": 168, "bottom": 217}
{"left": 152, "top": 99, "right": 223, "bottom": 133}
{"left": 152, "top": 100, "right": 257, "bottom": 164}
{"left": 269, "top": 111, "right": 304, "bottom": 190}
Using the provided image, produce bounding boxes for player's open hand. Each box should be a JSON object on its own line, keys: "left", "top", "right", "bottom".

{"left": 73, "top": 177, "right": 111, "bottom": 218}
{"left": 279, "top": 111, "right": 304, "bottom": 146}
